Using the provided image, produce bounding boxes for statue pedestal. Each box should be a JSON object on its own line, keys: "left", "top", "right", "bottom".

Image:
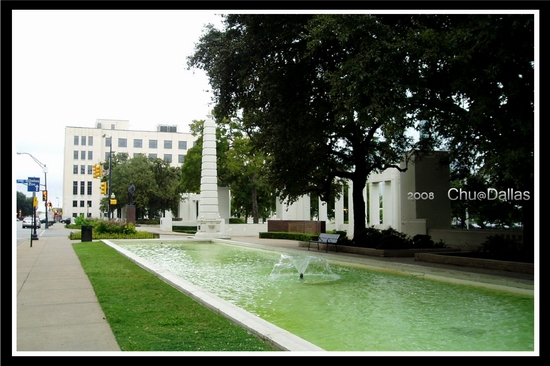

{"left": 195, "top": 217, "right": 228, "bottom": 239}
{"left": 126, "top": 205, "right": 136, "bottom": 225}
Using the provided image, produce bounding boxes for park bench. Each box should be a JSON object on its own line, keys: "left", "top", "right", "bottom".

{"left": 308, "top": 233, "right": 341, "bottom": 253}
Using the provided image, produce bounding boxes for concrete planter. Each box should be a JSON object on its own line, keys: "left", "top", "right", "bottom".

{"left": 299, "top": 242, "right": 457, "bottom": 257}
{"left": 414, "top": 252, "right": 534, "bottom": 274}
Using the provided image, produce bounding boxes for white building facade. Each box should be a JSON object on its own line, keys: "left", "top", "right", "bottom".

{"left": 62, "top": 119, "right": 197, "bottom": 220}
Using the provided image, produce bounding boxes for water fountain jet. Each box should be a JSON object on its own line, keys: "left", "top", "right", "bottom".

{"left": 269, "top": 253, "right": 340, "bottom": 282}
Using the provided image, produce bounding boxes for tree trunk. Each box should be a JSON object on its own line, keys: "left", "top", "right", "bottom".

{"left": 351, "top": 176, "right": 368, "bottom": 238}
{"left": 251, "top": 173, "right": 259, "bottom": 224}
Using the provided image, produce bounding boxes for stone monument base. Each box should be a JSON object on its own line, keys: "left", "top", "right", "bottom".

{"left": 126, "top": 205, "right": 136, "bottom": 225}
{"left": 195, "top": 218, "right": 229, "bottom": 239}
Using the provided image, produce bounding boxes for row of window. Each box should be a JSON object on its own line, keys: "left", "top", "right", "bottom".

{"left": 72, "top": 153, "right": 186, "bottom": 174}
{"left": 73, "top": 181, "right": 94, "bottom": 195}
{"left": 74, "top": 151, "right": 188, "bottom": 162}
{"left": 74, "top": 135, "right": 188, "bottom": 150}
{"left": 72, "top": 200, "right": 93, "bottom": 208}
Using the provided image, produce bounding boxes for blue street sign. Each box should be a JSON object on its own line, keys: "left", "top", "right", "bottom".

{"left": 16, "top": 179, "right": 28, "bottom": 184}
{"left": 27, "top": 177, "right": 40, "bottom": 192}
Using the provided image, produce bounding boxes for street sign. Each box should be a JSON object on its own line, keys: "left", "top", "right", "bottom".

{"left": 16, "top": 179, "right": 28, "bottom": 184}
{"left": 27, "top": 177, "right": 40, "bottom": 192}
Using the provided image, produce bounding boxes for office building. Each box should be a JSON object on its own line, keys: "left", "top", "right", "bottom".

{"left": 62, "top": 119, "right": 197, "bottom": 220}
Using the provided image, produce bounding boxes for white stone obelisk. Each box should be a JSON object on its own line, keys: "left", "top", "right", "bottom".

{"left": 195, "top": 114, "right": 225, "bottom": 238}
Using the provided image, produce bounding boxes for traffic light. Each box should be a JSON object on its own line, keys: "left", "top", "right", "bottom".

{"left": 100, "top": 181, "right": 108, "bottom": 195}
{"left": 42, "top": 190, "right": 48, "bottom": 201}
{"left": 93, "top": 164, "right": 103, "bottom": 178}
{"left": 48, "top": 202, "right": 52, "bottom": 207}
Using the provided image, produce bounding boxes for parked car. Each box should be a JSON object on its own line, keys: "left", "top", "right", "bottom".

{"left": 60, "top": 218, "right": 72, "bottom": 225}
{"left": 22, "top": 216, "right": 41, "bottom": 229}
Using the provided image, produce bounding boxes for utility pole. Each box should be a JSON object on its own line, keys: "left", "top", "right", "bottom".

{"left": 103, "top": 134, "right": 113, "bottom": 219}
{"left": 18, "top": 152, "right": 49, "bottom": 229}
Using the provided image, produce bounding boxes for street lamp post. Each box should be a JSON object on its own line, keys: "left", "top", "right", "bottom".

{"left": 17, "top": 152, "right": 49, "bottom": 229}
{"left": 102, "top": 134, "right": 113, "bottom": 219}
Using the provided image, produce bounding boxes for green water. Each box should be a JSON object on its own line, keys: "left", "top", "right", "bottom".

{"left": 115, "top": 241, "right": 534, "bottom": 352}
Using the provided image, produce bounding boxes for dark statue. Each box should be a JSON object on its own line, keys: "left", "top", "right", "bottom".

{"left": 128, "top": 182, "right": 136, "bottom": 205}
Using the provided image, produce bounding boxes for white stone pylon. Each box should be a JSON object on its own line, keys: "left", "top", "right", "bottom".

{"left": 195, "top": 114, "right": 226, "bottom": 238}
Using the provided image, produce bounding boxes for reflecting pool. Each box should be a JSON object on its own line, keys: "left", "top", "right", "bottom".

{"left": 113, "top": 240, "right": 534, "bottom": 352}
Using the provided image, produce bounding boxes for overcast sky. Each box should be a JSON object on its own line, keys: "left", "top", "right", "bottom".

{"left": 12, "top": 10, "right": 225, "bottom": 208}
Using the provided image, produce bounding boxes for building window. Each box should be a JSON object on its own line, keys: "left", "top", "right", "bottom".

{"left": 81, "top": 136, "right": 86, "bottom": 145}
{"left": 97, "top": 122, "right": 102, "bottom": 129}
{"left": 118, "top": 138, "right": 127, "bottom": 148}
{"left": 72, "top": 200, "right": 78, "bottom": 207}
{"left": 87, "top": 181, "right": 92, "bottom": 195}
{"left": 80, "top": 181, "right": 85, "bottom": 195}
{"left": 105, "top": 152, "right": 110, "bottom": 161}
{"left": 81, "top": 151, "right": 86, "bottom": 160}
{"left": 74, "top": 150, "right": 79, "bottom": 159}
{"left": 105, "top": 137, "right": 111, "bottom": 147}
{"left": 73, "top": 182, "right": 78, "bottom": 195}
{"left": 88, "top": 165, "right": 93, "bottom": 175}
{"left": 81, "top": 165, "right": 86, "bottom": 174}
{"left": 73, "top": 165, "right": 78, "bottom": 174}
{"left": 88, "top": 136, "right": 93, "bottom": 146}
{"left": 74, "top": 136, "right": 79, "bottom": 145}
{"left": 164, "top": 140, "right": 172, "bottom": 149}
{"left": 134, "top": 139, "right": 142, "bottom": 148}
{"left": 178, "top": 140, "right": 187, "bottom": 150}
{"left": 149, "top": 139, "right": 158, "bottom": 149}
{"left": 178, "top": 154, "right": 185, "bottom": 164}
{"left": 87, "top": 200, "right": 92, "bottom": 208}
{"left": 88, "top": 151, "right": 93, "bottom": 160}
{"left": 111, "top": 124, "right": 115, "bottom": 130}
{"left": 193, "top": 140, "right": 198, "bottom": 147}
{"left": 80, "top": 200, "right": 85, "bottom": 207}
{"left": 149, "top": 153, "right": 157, "bottom": 159}
{"left": 164, "top": 154, "right": 172, "bottom": 163}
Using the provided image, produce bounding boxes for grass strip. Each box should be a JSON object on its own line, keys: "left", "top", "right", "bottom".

{"left": 73, "top": 241, "right": 277, "bottom": 352}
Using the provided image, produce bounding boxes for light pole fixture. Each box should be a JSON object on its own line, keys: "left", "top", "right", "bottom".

{"left": 17, "top": 152, "right": 49, "bottom": 229}
{"left": 102, "top": 134, "right": 113, "bottom": 219}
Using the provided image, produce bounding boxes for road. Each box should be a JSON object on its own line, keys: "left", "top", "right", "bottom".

{"left": 15, "top": 220, "right": 71, "bottom": 245}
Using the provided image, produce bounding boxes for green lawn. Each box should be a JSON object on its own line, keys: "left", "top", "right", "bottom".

{"left": 73, "top": 241, "right": 277, "bottom": 352}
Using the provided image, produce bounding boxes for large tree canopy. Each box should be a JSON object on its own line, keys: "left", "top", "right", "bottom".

{"left": 188, "top": 13, "right": 535, "bottom": 244}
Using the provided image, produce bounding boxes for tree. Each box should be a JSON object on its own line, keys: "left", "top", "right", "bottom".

{"left": 16, "top": 191, "right": 34, "bottom": 217}
{"left": 188, "top": 14, "right": 424, "bottom": 240}
{"left": 225, "top": 136, "right": 275, "bottom": 223}
{"left": 100, "top": 153, "right": 184, "bottom": 219}
{"left": 188, "top": 14, "right": 534, "bottom": 245}
{"left": 409, "top": 14, "right": 534, "bottom": 255}
{"left": 181, "top": 118, "right": 276, "bottom": 223}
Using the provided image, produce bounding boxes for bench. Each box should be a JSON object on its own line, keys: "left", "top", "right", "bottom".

{"left": 308, "top": 233, "right": 341, "bottom": 253}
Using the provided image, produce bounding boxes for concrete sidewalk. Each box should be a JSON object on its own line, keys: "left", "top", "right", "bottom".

{"left": 15, "top": 224, "right": 120, "bottom": 353}
{"left": 15, "top": 223, "right": 535, "bottom": 354}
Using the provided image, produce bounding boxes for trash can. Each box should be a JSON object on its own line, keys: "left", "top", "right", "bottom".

{"left": 81, "top": 225, "right": 93, "bottom": 242}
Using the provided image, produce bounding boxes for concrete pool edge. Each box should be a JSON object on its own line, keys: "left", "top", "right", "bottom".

{"left": 101, "top": 239, "right": 326, "bottom": 352}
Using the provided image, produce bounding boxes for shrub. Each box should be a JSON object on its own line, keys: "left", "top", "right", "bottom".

{"left": 229, "top": 217, "right": 246, "bottom": 224}
{"left": 259, "top": 231, "right": 314, "bottom": 242}
{"left": 94, "top": 220, "right": 137, "bottom": 235}
{"left": 377, "top": 228, "right": 412, "bottom": 249}
{"left": 352, "top": 226, "right": 384, "bottom": 247}
{"left": 480, "top": 235, "right": 529, "bottom": 262}
{"left": 74, "top": 215, "right": 97, "bottom": 227}
{"left": 352, "top": 227, "right": 446, "bottom": 249}
{"left": 172, "top": 226, "right": 197, "bottom": 234}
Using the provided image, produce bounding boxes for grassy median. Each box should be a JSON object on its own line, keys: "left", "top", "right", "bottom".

{"left": 73, "top": 241, "right": 277, "bottom": 352}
